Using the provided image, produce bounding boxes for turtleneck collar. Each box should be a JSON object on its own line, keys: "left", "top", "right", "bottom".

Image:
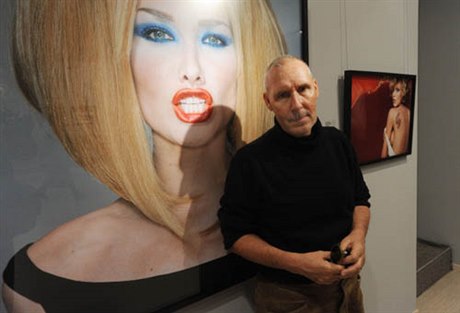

{"left": 272, "top": 117, "right": 322, "bottom": 149}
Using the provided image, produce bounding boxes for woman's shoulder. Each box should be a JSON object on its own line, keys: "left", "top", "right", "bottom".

{"left": 389, "top": 106, "right": 399, "bottom": 114}
{"left": 401, "top": 105, "right": 411, "bottom": 116}
{"left": 27, "top": 199, "right": 172, "bottom": 282}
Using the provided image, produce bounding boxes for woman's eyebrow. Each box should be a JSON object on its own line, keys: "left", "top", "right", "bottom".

{"left": 199, "top": 19, "right": 231, "bottom": 29}
{"left": 137, "top": 7, "right": 173, "bottom": 22}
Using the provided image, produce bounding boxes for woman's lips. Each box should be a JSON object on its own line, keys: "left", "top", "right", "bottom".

{"left": 172, "top": 89, "right": 213, "bottom": 123}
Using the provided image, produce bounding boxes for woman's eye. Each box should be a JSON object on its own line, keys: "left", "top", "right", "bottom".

{"left": 147, "top": 28, "right": 174, "bottom": 42}
{"left": 202, "top": 33, "right": 230, "bottom": 48}
{"left": 134, "top": 24, "right": 175, "bottom": 43}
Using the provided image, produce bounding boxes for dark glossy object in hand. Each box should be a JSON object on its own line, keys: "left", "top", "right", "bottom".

{"left": 330, "top": 244, "right": 350, "bottom": 264}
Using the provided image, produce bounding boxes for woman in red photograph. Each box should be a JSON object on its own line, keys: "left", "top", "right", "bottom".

{"left": 381, "top": 78, "right": 412, "bottom": 158}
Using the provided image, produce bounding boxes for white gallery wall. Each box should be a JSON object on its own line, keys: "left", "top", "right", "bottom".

{"left": 418, "top": 0, "right": 460, "bottom": 263}
{"left": 307, "top": 1, "right": 418, "bottom": 312}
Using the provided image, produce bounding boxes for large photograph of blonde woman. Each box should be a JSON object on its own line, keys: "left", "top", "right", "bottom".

{"left": 1, "top": 0, "right": 309, "bottom": 312}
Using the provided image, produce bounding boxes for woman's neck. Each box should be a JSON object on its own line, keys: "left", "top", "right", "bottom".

{"left": 152, "top": 131, "right": 231, "bottom": 237}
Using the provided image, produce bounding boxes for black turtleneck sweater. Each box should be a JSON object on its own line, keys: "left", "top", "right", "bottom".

{"left": 218, "top": 119, "right": 370, "bottom": 283}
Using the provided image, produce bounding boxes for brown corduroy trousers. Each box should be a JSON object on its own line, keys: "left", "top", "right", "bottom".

{"left": 254, "top": 275, "right": 364, "bottom": 313}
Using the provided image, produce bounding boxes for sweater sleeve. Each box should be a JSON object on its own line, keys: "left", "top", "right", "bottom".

{"left": 218, "top": 153, "right": 258, "bottom": 250}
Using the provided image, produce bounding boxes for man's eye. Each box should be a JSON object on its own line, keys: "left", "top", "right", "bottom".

{"left": 298, "top": 85, "right": 310, "bottom": 94}
{"left": 276, "top": 91, "right": 291, "bottom": 101}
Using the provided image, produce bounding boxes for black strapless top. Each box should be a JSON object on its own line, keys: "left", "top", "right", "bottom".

{"left": 3, "top": 244, "right": 255, "bottom": 313}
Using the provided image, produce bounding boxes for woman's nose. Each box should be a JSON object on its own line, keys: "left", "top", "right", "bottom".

{"left": 179, "top": 49, "right": 204, "bottom": 86}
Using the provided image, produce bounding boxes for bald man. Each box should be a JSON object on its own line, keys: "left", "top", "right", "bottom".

{"left": 218, "top": 56, "right": 371, "bottom": 313}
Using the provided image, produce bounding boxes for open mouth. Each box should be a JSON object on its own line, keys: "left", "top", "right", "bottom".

{"left": 172, "top": 89, "right": 213, "bottom": 123}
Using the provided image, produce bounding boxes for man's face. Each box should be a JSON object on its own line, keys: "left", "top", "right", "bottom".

{"left": 263, "top": 59, "right": 319, "bottom": 137}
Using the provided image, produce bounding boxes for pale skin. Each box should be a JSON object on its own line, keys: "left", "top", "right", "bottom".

{"left": 3, "top": 1, "right": 237, "bottom": 311}
{"left": 263, "top": 58, "right": 319, "bottom": 138}
{"left": 381, "top": 82, "right": 411, "bottom": 158}
{"left": 231, "top": 58, "right": 371, "bottom": 285}
{"left": 3, "top": 135, "right": 230, "bottom": 312}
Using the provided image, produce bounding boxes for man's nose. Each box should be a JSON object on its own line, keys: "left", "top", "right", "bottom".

{"left": 290, "top": 91, "right": 303, "bottom": 110}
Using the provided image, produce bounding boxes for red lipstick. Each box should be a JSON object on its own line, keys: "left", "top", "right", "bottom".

{"left": 172, "top": 88, "right": 213, "bottom": 123}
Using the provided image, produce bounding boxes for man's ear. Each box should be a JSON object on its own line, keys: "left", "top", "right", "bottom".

{"left": 314, "top": 79, "right": 320, "bottom": 98}
{"left": 263, "top": 93, "right": 273, "bottom": 111}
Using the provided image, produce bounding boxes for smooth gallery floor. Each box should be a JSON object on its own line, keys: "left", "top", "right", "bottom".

{"left": 417, "top": 264, "right": 460, "bottom": 313}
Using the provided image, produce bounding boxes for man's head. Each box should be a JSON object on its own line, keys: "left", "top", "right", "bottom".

{"left": 263, "top": 55, "right": 319, "bottom": 137}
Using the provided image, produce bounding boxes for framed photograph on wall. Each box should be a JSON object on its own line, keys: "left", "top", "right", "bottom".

{"left": 344, "top": 70, "right": 416, "bottom": 165}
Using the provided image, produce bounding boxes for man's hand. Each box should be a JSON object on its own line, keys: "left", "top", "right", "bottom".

{"left": 339, "top": 205, "right": 370, "bottom": 278}
{"left": 232, "top": 235, "right": 344, "bottom": 285}
{"left": 290, "top": 251, "right": 344, "bottom": 285}
{"left": 339, "top": 230, "right": 366, "bottom": 278}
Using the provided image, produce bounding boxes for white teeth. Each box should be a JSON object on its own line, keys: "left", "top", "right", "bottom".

{"left": 179, "top": 97, "right": 205, "bottom": 105}
{"left": 180, "top": 103, "right": 206, "bottom": 114}
{"left": 179, "top": 97, "right": 207, "bottom": 114}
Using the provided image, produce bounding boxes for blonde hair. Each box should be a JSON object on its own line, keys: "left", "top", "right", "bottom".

{"left": 13, "top": 0, "right": 285, "bottom": 237}
{"left": 229, "top": 1, "right": 286, "bottom": 147}
{"left": 389, "top": 78, "right": 411, "bottom": 106}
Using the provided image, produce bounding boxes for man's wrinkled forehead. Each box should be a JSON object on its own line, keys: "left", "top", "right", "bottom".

{"left": 265, "top": 60, "right": 312, "bottom": 91}
{"left": 265, "top": 59, "right": 311, "bottom": 86}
